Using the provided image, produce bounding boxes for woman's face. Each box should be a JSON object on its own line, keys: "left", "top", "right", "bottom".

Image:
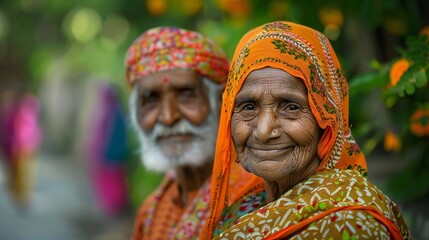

{"left": 231, "top": 67, "right": 321, "bottom": 183}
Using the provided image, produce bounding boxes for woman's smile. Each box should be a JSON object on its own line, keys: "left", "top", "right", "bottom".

{"left": 246, "top": 145, "right": 294, "bottom": 161}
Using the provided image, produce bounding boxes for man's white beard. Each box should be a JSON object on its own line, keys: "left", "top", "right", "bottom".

{"left": 130, "top": 78, "right": 220, "bottom": 173}
{"left": 136, "top": 114, "right": 218, "bottom": 172}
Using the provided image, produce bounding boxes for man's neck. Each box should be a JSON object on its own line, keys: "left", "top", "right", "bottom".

{"left": 175, "top": 160, "right": 213, "bottom": 207}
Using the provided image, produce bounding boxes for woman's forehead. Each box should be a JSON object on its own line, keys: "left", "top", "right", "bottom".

{"left": 241, "top": 68, "right": 306, "bottom": 90}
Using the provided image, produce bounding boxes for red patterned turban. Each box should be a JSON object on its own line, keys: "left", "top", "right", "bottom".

{"left": 125, "top": 27, "right": 229, "bottom": 86}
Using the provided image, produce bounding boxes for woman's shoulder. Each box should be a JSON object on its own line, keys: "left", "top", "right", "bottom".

{"left": 287, "top": 169, "right": 379, "bottom": 198}
{"left": 215, "top": 169, "right": 411, "bottom": 239}
{"left": 280, "top": 169, "right": 397, "bottom": 216}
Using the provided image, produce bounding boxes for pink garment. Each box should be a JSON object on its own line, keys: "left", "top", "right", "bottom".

{"left": 0, "top": 94, "right": 42, "bottom": 206}
{"left": 0, "top": 94, "right": 41, "bottom": 164}
{"left": 13, "top": 96, "right": 42, "bottom": 154}
{"left": 84, "top": 83, "right": 129, "bottom": 216}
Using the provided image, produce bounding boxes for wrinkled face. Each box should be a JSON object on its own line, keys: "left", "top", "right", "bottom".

{"left": 131, "top": 69, "right": 220, "bottom": 172}
{"left": 231, "top": 67, "right": 321, "bottom": 182}
{"left": 137, "top": 69, "right": 211, "bottom": 132}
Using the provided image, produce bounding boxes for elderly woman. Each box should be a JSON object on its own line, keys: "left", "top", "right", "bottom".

{"left": 202, "top": 21, "right": 411, "bottom": 239}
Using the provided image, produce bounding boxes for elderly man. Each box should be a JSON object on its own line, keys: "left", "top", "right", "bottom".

{"left": 125, "top": 27, "right": 229, "bottom": 239}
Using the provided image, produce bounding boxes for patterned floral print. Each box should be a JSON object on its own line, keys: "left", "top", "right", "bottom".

{"left": 125, "top": 26, "right": 229, "bottom": 86}
{"left": 215, "top": 170, "right": 411, "bottom": 240}
{"left": 174, "top": 177, "right": 211, "bottom": 239}
{"left": 132, "top": 172, "right": 211, "bottom": 239}
{"left": 213, "top": 192, "right": 266, "bottom": 236}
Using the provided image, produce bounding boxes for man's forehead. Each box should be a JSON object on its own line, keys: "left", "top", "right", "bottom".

{"left": 137, "top": 69, "right": 202, "bottom": 90}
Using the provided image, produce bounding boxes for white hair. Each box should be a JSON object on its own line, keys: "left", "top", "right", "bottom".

{"left": 129, "top": 77, "right": 222, "bottom": 173}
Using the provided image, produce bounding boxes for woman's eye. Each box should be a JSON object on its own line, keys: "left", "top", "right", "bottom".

{"left": 233, "top": 102, "right": 258, "bottom": 120}
{"left": 279, "top": 103, "right": 303, "bottom": 118}
{"left": 287, "top": 104, "right": 299, "bottom": 111}
{"left": 242, "top": 103, "right": 256, "bottom": 111}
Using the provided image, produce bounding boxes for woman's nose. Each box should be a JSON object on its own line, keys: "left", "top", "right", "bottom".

{"left": 158, "top": 95, "right": 181, "bottom": 126}
{"left": 255, "top": 109, "right": 280, "bottom": 142}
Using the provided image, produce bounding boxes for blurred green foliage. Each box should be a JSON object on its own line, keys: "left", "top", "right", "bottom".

{"left": 349, "top": 35, "right": 429, "bottom": 202}
{"left": 1, "top": 0, "right": 428, "bottom": 207}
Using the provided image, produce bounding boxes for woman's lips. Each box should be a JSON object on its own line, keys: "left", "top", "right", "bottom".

{"left": 247, "top": 145, "right": 294, "bottom": 161}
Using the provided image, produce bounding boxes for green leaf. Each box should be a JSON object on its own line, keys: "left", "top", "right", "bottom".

{"left": 385, "top": 94, "right": 398, "bottom": 108}
{"left": 362, "top": 137, "right": 379, "bottom": 153}
{"left": 415, "top": 71, "right": 428, "bottom": 88}
{"left": 369, "top": 59, "right": 382, "bottom": 70}
{"left": 426, "top": 69, "right": 429, "bottom": 81}
{"left": 348, "top": 72, "right": 386, "bottom": 96}
{"left": 405, "top": 83, "right": 415, "bottom": 95}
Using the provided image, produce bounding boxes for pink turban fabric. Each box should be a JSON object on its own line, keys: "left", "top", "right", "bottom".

{"left": 125, "top": 27, "right": 229, "bottom": 85}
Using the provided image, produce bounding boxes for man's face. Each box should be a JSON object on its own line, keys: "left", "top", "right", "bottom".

{"left": 131, "top": 69, "right": 220, "bottom": 172}
{"left": 137, "top": 69, "right": 211, "bottom": 131}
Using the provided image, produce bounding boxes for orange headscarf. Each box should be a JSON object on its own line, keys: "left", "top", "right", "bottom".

{"left": 202, "top": 21, "right": 366, "bottom": 238}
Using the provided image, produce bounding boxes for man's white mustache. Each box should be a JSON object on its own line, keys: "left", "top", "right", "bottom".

{"left": 149, "top": 119, "right": 202, "bottom": 141}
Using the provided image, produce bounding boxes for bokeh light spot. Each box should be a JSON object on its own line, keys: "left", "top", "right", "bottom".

{"left": 324, "top": 24, "right": 340, "bottom": 41}
{"left": 101, "top": 14, "right": 129, "bottom": 49}
{"left": 64, "top": 7, "right": 102, "bottom": 43}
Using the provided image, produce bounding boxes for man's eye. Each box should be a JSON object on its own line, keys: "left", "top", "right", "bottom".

{"left": 141, "top": 93, "right": 158, "bottom": 106}
{"left": 178, "top": 88, "right": 197, "bottom": 99}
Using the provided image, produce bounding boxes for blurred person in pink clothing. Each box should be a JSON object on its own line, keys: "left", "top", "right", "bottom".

{"left": 83, "top": 81, "right": 130, "bottom": 216}
{"left": 0, "top": 93, "right": 42, "bottom": 208}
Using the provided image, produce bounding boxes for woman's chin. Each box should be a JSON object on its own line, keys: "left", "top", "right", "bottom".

{"left": 245, "top": 161, "right": 287, "bottom": 182}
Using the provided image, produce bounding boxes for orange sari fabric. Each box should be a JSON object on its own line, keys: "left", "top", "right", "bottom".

{"left": 132, "top": 173, "right": 211, "bottom": 239}
{"left": 203, "top": 21, "right": 371, "bottom": 238}
{"left": 215, "top": 169, "right": 411, "bottom": 239}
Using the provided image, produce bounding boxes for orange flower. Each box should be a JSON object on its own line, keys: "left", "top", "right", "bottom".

{"left": 410, "top": 109, "right": 429, "bottom": 136}
{"left": 419, "top": 25, "right": 429, "bottom": 38}
{"left": 389, "top": 58, "right": 410, "bottom": 87}
{"left": 215, "top": 0, "right": 251, "bottom": 19}
{"left": 384, "top": 130, "right": 401, "bottom": 152}
{"left": 147, "top": 0, "right": 167, "bottom": 16}
{"left": 268, "top": 1, "right": 290, "bottom": 20}
{"left": 181, "top": 0, "right": 203, "bottom": 16}
{"left": 319, "top": 7, "right": 344, "bottom": 28}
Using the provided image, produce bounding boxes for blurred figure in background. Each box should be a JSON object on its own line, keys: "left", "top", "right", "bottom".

{"left": 83, "top": 81, "right": 129, "bottom": 216}
{"left": 0, "top": 92, "right": 42, "bottom": 208}
{"left": 125, "top": 27, "right": 229, "bottom": 239}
